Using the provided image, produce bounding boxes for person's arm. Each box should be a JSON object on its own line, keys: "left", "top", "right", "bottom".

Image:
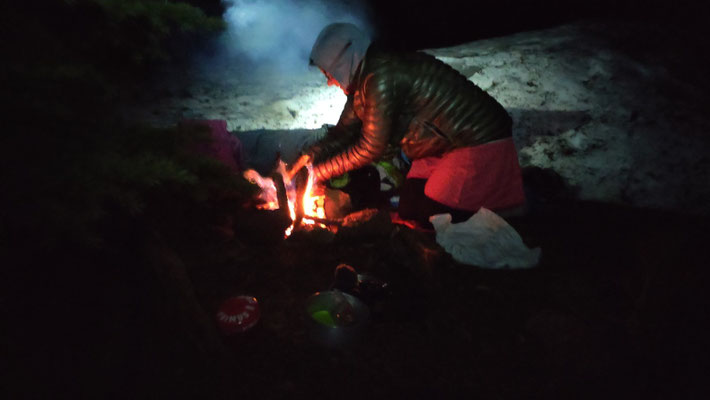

{"left": 312, "top": 74, "right": 392, "bottom": 181}
{"left": 305, "top": 95, "right": 362, "bottom": 163}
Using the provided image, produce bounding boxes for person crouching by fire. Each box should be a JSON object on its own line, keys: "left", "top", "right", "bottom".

{"left": 303, "top": 23, "right": 526, "bottom": 228}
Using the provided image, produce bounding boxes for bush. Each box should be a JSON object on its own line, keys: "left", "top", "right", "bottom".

{"left": 0, "top": 1, "right": 252, "bottom": 251}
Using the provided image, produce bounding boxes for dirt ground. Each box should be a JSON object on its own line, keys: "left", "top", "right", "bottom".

{"left": 188, "top": 199, "right": 709, "bottom": 398}
{"left": 5, "top": 197, "right": 708, "bottom": 399}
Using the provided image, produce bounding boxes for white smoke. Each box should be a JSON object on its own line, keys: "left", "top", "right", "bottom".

{"left": 217, "top": 0, "right": 373, "bottom": 79}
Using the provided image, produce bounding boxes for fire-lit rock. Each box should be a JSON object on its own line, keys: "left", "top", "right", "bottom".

{"left": 233, "top": 208, "right": 292, "bottom": 244}
{"left": 341, "top": 209, "right": 380, "bottom": 227}
{"left": 323, "top": 188, "right": 352, "bottom": 220}
{"left": 286, "top": 225, "right": 336, "bottom": 244}
{"left": 336, "top": 209, "right": 394, "bottom": 241}
{"left": 388, "top": 226, "right": 451, "bottom": 274}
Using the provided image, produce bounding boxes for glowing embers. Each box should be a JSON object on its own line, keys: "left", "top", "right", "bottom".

{"left": 243, "top": 161, "right": 328, "bottom": 238}
{"left": 300, "top": 165, "right": 327, "bottom": 226}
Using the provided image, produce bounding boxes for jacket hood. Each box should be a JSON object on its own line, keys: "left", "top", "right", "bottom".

{"left": 309, "top": 23, "right": 371, "bottom": 91}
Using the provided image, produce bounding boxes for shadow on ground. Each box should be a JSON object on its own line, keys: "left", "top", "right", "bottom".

{"left": 5, "top": 196, "right": 708, "bottom": 399}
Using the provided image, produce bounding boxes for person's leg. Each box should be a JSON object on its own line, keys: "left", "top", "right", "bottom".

{"left": 398, "top": 178, "right": 474, "bottom": 227}
{"left": 397, "top": 178, "right": 427, "bottom": 222}
{"left": 339, "top": 165, "right": 386, "bottom": 209}
{"left": 424, "top": 141, "right": 526, "bottom": 218}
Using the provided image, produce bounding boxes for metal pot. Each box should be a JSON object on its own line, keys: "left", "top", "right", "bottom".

{"left": 305, "top": 290, "right": 369, "bottom": 347}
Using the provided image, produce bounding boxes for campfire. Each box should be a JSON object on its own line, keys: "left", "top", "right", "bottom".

{"left": 243, "top": 159, "right": 337, "bottom": 238}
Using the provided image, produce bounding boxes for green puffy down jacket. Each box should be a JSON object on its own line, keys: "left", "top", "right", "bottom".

{"left": 310, "top": 45, "right": 513, "bottom": 181}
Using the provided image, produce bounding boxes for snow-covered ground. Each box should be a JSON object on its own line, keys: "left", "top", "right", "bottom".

{"left": 136, "top": 63, "right": 347, "bottom": 131}
{"left": 129, "top": 20, "right": 710, "bottom": 215}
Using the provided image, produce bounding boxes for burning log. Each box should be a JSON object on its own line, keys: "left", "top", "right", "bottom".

{"left": 270, "top": 172, "right": 290, "bottom": 218}
{"left": 285, "top": 154, "right": 311, "bottom": 182}
{"left": 304, "top": 216, "right": 342, "bottom": 227}
{"left": 233, "top": 208, "right": 292, "bottom": 244}
{"left": 292, "top": 166, "right": 309, "bottom": 229}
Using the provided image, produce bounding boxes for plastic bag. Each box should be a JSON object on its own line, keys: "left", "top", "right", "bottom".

{"left": 430, "top": 208, "right": 541, "bottom": 269}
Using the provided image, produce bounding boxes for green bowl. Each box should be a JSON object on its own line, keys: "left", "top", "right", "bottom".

{"left": 305, "top": 290, "right": 370, "bottom": 347}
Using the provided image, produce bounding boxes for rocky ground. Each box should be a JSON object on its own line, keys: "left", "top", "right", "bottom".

{"left": 202, "top": 203, "right": 708, "bottom": 399}
{"left": 431, "top": 21, "right": 710, "bottom": 215}
{"left": 15, "top": 200, "right": 706, "bottom": 399}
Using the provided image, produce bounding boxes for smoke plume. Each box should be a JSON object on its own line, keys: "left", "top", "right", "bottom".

{"left": 216, "top": 0, "right": 373, "bottom": 79}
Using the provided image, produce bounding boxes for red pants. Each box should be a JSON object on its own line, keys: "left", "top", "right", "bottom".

{"left": 406, "top": 138, "right": 525, "bottom": 212}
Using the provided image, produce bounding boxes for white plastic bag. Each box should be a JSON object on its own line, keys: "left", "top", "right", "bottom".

{"left": 430, "top": 208, "right": 541, "bottom": 269}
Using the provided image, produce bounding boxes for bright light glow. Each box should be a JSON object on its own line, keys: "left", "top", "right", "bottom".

{"left": 266, "top": 84, "right": 347, "bottom": 129}
{"left": 220, "top": 0, "right": 372, "bottom": 69}
{"left": 213, "top": 0, "right": 365, "bottom": 130}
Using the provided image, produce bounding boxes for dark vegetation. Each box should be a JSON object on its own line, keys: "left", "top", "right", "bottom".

{"left": 2, "top": 1, "right": 708, "bottom": 399}
{"left": 1, "top": 1, "right": 251, "bottom": 396}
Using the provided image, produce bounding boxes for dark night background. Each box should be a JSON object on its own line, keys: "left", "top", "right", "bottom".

{"left": 2, "top": 1, "right": 709, "bottom": 399}
{"left": 367, "top": 0, "right": 706, "bottom": 48}
{"left": 159, "top": 0, "right": 710, "bottom": 47}
{"left": 191, "top": 0, "right": 708, "bottom": 45}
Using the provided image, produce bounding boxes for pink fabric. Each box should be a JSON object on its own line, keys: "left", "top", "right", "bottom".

{"left": 182, "top": 119, "right": 243, "bottom": 173}
{"left": 406, "top": 138, "right": 525, "bottom": 212}
{"left": 406, "top": 156, "right": 441, "bottom": 179}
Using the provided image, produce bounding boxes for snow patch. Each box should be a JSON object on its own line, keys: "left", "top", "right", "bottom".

{"left": 126, "top": 21, "right": 710, "bottom": 215}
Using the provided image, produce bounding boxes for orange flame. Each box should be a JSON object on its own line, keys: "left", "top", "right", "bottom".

{"left": 243, "top": 162, "right": 326, "bottom": 238}
{"left": 301, "top": 164, "right": 327, "bottom": 226}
